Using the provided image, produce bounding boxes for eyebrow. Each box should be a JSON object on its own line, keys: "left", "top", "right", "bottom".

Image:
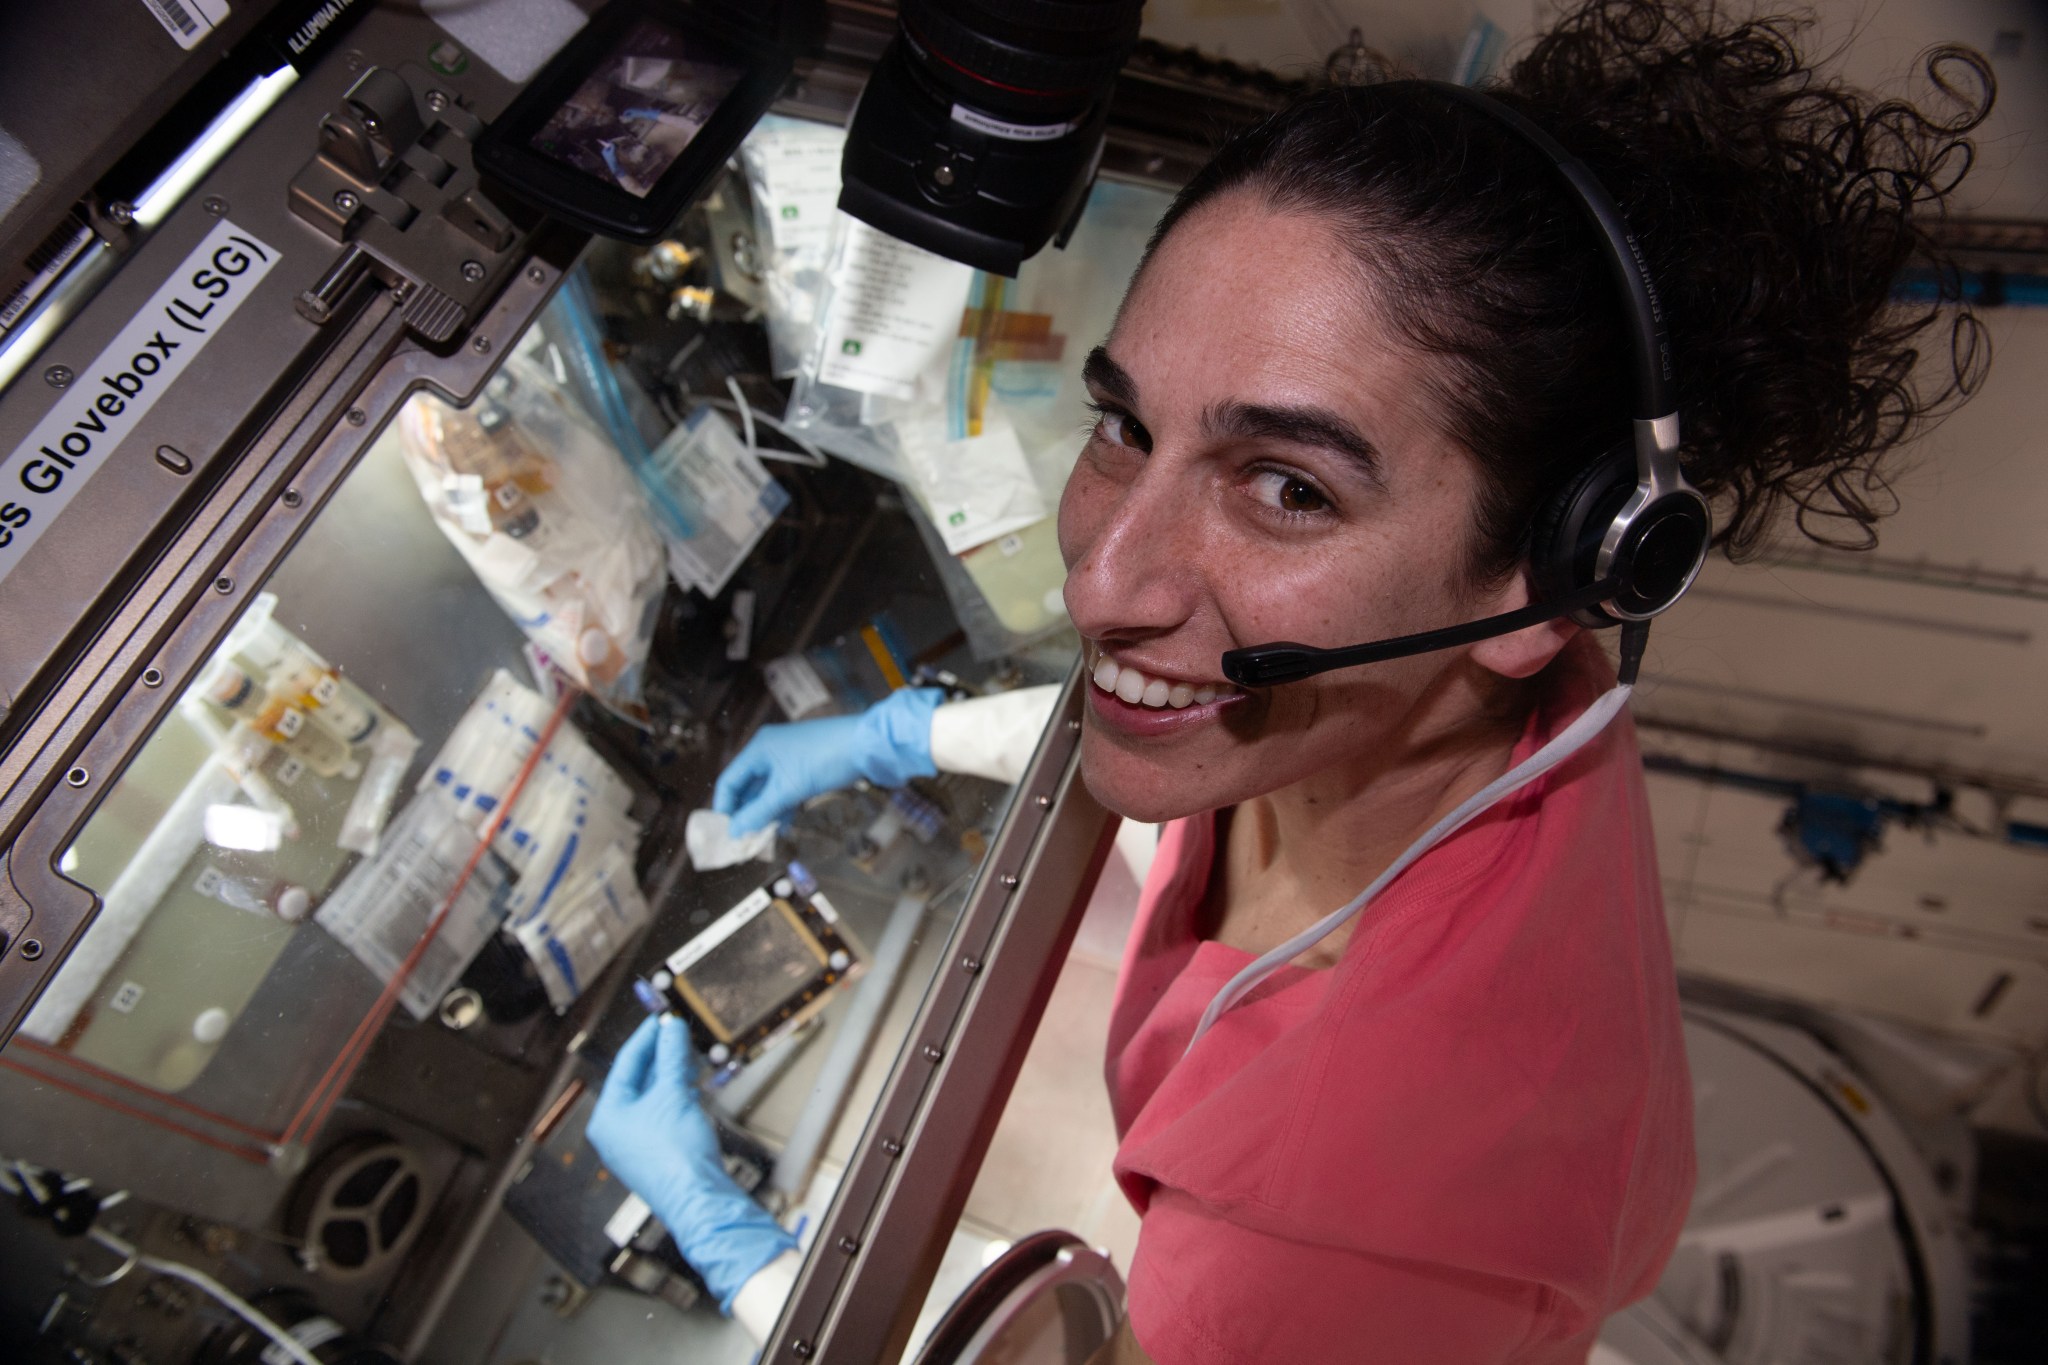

{"left": 1081, "top": 345, "right": 1386, "bottom": 486}
{"left": 1203, "top": 400, "right": 1385, "bottom": 486}
{"left": 1081, "top": 346, "right": 1137, "bottom": 407}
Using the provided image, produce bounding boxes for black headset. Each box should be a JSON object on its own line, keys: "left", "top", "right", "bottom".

{"left": 1219, "top": 81, "right": 1712, "bottom": 690}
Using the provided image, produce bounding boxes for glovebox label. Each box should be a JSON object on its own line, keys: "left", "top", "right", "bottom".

{"left": 0, "top": 219, "right": 279, "bottom": 589}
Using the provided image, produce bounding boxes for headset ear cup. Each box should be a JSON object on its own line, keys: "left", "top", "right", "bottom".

{"left": 1530, "top": 445, "right": 1638, "bottom": 624}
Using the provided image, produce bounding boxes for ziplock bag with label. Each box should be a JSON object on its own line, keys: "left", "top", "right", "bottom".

{"left": 396, "top": 355, "right": 667, "bottom": 723}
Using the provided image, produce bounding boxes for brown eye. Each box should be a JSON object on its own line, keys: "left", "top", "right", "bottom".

{"left": 1277, "top": 478, "right": 1326, "bottom": 513}
{"left": 1102, "top": 410, "right": 1153, "bottom": 453}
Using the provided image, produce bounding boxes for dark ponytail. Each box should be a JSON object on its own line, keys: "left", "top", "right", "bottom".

{"left": 1145, "top": 0, "right": 1995, "bottom": 577}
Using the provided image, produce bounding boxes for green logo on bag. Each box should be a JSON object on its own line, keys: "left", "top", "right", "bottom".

{"left": 781, "top": 205, "right": 800, "bottom": 219}
{"left": 841, "top": 339, "right": 863, "bottom": 355}
{"left": 948, "top": 511, "right": 967, "bottom": 526}
{"left": 427, "top": 41, "right": 468, "bottom": 76}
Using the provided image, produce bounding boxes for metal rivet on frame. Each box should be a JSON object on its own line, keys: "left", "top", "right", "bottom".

{"left": 64, "top": 767, "right": 88, "bottom": 788}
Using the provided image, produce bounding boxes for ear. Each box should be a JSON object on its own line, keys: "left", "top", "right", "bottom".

{"left": 1467, "top": 567, "right": 1578, "bottom": 680}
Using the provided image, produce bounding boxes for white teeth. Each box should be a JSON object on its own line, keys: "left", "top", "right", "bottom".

{"left": 1087, "top": 647, "right": 1237, "bottom": 710}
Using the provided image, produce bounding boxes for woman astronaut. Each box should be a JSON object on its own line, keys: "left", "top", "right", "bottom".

{"left": 589, "top": 3, "right": 1993, "bottom": 1359}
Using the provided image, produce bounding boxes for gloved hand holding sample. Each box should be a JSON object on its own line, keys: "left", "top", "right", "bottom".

{"left": 585, "top": 1015, "right": 796, "bottom": 1313}
{"left": 713, "top": 686, "right": 946, "bottom": 834}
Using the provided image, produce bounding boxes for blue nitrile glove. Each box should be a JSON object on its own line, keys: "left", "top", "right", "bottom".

{"left": 713, "top": 686, "right": 945, "bottom": 835}
{"left": 586, "top": 1015, "right": 797, "bottom": 1313}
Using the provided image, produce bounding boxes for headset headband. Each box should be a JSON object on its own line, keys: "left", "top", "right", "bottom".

{"left": 1394, "top": 81, "right": 1690, "bottom": 510}
{"left": 1398, "top": 82, "right": 1674, "bottom": 420}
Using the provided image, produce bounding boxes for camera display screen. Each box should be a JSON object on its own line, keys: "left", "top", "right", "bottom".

{"left": 530, "top": 18, "right": 746, "bottom": 199}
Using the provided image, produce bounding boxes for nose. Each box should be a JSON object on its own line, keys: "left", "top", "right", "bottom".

{"left": 1059, "top": 456, "right": 1205, "bottom": 644}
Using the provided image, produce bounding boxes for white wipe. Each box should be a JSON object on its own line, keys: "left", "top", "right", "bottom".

{"left": 686, "top": 809, "right": 777, "bottom": 871}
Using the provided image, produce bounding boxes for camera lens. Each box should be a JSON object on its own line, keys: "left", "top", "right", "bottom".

{"left": 838, "top": 0, "right": 1145, "bottom": 274}
{"left": 899, "top": 0, "right": 1144, "bottom": 122}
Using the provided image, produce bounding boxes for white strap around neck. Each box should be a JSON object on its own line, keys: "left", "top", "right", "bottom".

{"left": 1183, "top": 683, "right": 1634, "bottom": 1055}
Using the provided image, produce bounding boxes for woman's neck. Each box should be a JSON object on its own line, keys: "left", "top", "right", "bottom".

{"left": 1209, "top": 666, "right": 1534, "bottom": 966}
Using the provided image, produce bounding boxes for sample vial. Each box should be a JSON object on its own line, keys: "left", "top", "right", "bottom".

{"left": 438, "top": 401, "right": 551, "bottom": 540}
{"left": 270, "top": 645, "right": 381, "bottom": 746}
{"left": 205, "top": 664, "right": 356, "bottom": 778}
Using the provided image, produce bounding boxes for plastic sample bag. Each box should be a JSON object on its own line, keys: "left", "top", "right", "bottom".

{"left": 739, "top": 115, "right": 848, "bottom": 378}
{"left": 316, "top": 785, "right": 510, "bottom": 1020}
{"left": 319, "top": 671, "right": 652, "bottom": 1015}
{"left": 396, "top": 356, "right": 667, "bottom": 723}
{"left": 640, "top": 406, "right": 790, "bottom": 598}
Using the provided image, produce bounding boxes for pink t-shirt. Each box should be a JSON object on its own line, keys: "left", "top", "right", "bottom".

{"left": 1106, "top": 638, "right": 1694, "bottom": 1363}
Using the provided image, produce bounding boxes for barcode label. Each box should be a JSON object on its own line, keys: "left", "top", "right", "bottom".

{"left": 137, "top": 0, "right": 230, "bottom": 50}
{"left": 0, "top": 219, "right": 91, "bottom": 336}
{"left": 154, "top": 0, "right": 198, "bottom": 34}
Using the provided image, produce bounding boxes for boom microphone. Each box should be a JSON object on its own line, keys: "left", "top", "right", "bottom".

{"left": 1219, "top": 576, "right": 1624, "bottom": 689}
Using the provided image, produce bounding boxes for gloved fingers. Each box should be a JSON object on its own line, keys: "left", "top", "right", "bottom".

{"left": 724, "top": 777, "right": 794, "bottom": 837}
{"left": 600, "top": 1015, "right": 663, "bottom": 1107}
{"left": 711, "top": 748, "right": 769, "bottom": 818}
{"left": 854, "top": 687, "right": 944, "bottom": 788}
{"left": 652, "top": 1014, "right": 702, "bottom": 1097}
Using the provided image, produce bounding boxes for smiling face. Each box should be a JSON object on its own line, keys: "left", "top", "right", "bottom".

{"left": 1059, "top": 191, "right": 1572, "bottom": 822}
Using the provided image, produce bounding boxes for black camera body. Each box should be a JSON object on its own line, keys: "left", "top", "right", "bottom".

{"left": 839, "top": 0, "right": 1144, "bottom": 275}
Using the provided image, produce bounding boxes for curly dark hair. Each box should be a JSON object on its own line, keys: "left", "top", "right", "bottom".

{"left": 1145, "top": 0, "right": 1995, "bottom": 575}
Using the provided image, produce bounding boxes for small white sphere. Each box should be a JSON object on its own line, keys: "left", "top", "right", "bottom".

{"left": 192, "top": 1007, "right": 231, "bottom": 1045}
